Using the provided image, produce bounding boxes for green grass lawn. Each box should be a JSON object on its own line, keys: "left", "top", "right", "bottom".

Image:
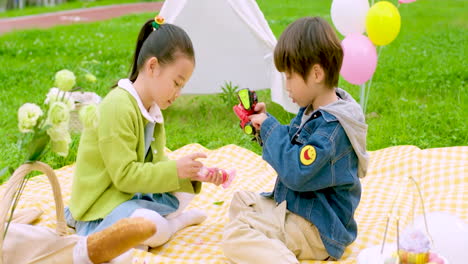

{"left": 0, "top": 0, "right": 151, "bottom": 18}
{"left": 0, "top": 0, "right": 466, "bottom": 182}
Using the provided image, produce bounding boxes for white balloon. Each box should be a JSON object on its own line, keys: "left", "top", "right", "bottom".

{"left": 414, "top": 212, "right": 468, "bottom": 264}
{"left": 330, "top": 0, "right": 370, "bottom": 36}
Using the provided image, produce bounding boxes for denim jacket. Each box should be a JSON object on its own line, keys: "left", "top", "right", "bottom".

{"left": 260, "top": 107, "right": 362, "bottom": 259}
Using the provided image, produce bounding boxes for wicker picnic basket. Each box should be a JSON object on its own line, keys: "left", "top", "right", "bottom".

{"left": 0, "top": 161, "right": 67, "bottom": 264}
{"left": 378, "top": 176, "right": 450, "bottom": 264}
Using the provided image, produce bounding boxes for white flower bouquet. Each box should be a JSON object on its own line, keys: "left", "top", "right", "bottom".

{"left": 0, "top": 69, "right": 100, "bottom": 239}
{"left": 17, "top": 69, "right": 99, "bottom": 162}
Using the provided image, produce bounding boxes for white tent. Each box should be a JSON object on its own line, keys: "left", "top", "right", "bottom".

{"left": 159, "top": 0, "right": 298, "bottom": 113}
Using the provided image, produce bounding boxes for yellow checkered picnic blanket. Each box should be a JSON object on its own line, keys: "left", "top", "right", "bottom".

{"left": 2, "top": 144, "right": 467, "bottom": 263}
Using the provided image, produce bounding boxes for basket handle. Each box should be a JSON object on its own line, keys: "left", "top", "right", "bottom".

{"left": 380, "top": 176, "right": 432, "bottom": 255}
{"left": 0, "top": 161, "right": 67, "bottom": 263}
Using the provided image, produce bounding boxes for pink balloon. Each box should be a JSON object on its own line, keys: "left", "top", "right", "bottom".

{"left": 340, "top": 34, "right": 377, "bottom": 85}
{"left": 399, "top": 0, "right": 417, "bottom": 3}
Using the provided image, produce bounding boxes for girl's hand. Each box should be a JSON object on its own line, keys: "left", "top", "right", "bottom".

{"left": 254, "top": 102, "right": 267, "bottom": 114}
{"left": 192, "top": 168, "right": 224, "bottom": 186}
{"left": 176, "top": 153, "right": 207, "bottom": 179}
{"left": 249, "top": 113, "right": 268, "bottom": 130}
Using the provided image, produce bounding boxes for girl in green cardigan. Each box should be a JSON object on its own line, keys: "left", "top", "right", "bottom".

{"left": 66, "top": 15, "right": 224, "bottom": 259}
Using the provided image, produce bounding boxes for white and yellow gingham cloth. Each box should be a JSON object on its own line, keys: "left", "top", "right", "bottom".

{"left": 2, "top": 144, "right": 467, "bottom": 263}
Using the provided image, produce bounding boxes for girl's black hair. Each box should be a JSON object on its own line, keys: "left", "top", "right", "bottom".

{"left": 128, "top": 19, "right": 195, "bottom": 83}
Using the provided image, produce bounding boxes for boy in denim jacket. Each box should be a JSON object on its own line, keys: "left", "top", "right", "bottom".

{"left": 222, "top": 17, "right": 368, "bottom": 263}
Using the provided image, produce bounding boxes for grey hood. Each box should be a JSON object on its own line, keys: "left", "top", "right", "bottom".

{"left": 320, "top": 88, "right": 369, "bottom": 178}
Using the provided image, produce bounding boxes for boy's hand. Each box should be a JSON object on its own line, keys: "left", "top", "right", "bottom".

{"left": 254, "top": 102, "right": 267, "bottom": 114}
{"left": 192, "top": 169, "right": 224, "bottom": 186}
{"left": 249, "top": 113, "right": 268, "bottom": 130}
{"left": 176, "top": 153, "right": 207, "bottom": 179}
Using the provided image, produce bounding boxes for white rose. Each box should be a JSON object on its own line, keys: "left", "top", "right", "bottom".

{"left": 18, "top": 103, "right": 43, "bottom": 133}
{"left": 47, "top": 102, "right": 70, "bottom": 125}
{"left": 54, "top": 69, "right": 76, "bottom": 91}
{"left": 47, "top": 123, "right": 70, "bottom": 141}
{"left": 47, "top": 123, "right": 71, "bottom": 157}
{"left": 51, "top": 138, "right": 70, "bottom": 157}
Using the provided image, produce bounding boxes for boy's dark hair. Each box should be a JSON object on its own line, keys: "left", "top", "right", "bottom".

{"left": 274, "top": 17, "right": 343, "bottom": 88}
{"left": 129, "top": 20, "right": 195, "bottom": 82}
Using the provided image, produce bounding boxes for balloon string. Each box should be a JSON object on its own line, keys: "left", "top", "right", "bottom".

{"left": 363, "top": 45, "right": 383, "bottom": 113}
{"left": 360, "top": 84, "right": 366, "bottom": 112}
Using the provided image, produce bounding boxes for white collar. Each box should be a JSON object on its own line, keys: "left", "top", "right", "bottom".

{"left": 118, "top": 79, "right": 164, "bottom": 124}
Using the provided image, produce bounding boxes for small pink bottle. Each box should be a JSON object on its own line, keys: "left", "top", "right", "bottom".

{"left": 198, "top": 167, "right": 236, "bottom": 188}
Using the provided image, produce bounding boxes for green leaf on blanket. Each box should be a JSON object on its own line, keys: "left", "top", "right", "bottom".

{"left": 213, "top": 201, "right": 224, "bottom": 206}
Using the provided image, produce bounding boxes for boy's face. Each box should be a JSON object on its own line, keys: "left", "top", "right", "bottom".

{"left": 285, "top": 64, "right": 326, "bottom": 108}
{"left": 285, "top": 71, "right": 315, "bottom": 108}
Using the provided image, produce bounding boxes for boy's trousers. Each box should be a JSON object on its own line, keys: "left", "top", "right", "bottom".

{"left": 222, "top": 190, "right": 329, "bottom": 264}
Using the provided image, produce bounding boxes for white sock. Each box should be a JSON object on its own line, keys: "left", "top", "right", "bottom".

{"left": 73, "top": 236, "right": 93, "bottom": 264}
{"left": 130, "top": 209, "right": 172, "bottom": 247}
{"left": 167, "top": 209, "right": 207, "bottom": 232}
{"left": 130, "top": 208, "right": 207, "bottom": 248}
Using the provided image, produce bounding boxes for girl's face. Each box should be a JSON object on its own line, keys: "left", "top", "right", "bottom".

{"left": 148, "top": 56, "right": 194, "bottom": 109}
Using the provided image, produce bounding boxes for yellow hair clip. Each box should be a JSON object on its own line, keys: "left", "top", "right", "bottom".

{"left": 152, "top": 15, "right": 165, "bottom": 30}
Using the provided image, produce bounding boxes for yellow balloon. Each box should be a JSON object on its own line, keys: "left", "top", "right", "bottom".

{"left": 366, "top": 1, "right": 401, "bottom": 46}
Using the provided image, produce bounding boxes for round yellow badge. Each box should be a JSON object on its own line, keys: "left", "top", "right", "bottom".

{"left": 300, "top": 145, "right": 316, "bottom": 166}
